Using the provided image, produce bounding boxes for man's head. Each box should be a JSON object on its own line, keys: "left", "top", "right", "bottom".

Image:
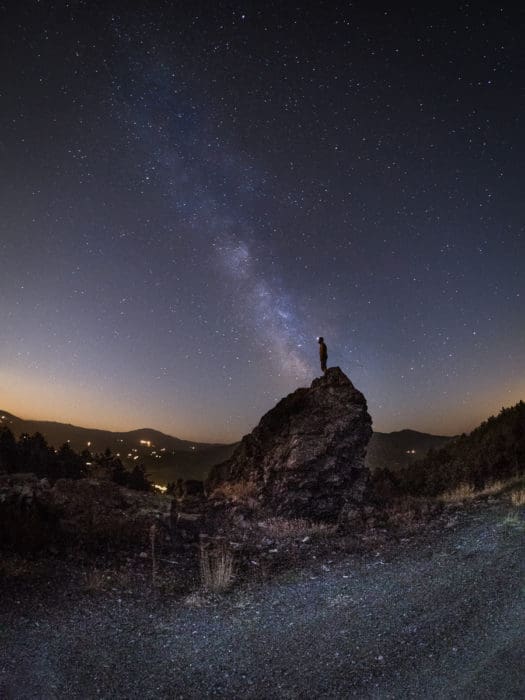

{"left": 318, "top": 336, "right": 324, "bottom": 343}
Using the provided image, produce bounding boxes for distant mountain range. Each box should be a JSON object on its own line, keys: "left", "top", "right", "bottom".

{"left": 366, "top": 429, "right": 454, "bottom": 472}
{"left": 0, "top": 410, "right": 454, "bottom": 484}
{"left": 0, "top": 411, "right": 235, "bottom": 483}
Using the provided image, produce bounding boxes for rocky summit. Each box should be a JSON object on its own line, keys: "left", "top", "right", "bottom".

{"left": 206, "top": 367, "right": 372, "bottom": 521}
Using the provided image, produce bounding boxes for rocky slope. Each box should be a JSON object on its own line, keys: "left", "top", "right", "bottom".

{"left": 0, "top": 473, "right": 170, "bottom": 552}
{"left": 1, "top": 496, "right": 522, "bottom": 699}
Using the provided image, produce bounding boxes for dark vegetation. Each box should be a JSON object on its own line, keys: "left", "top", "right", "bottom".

{"left": 371, "top": 401, "right": 525, "bottom": 501}
{"left": 365, "top": 429, "right": 453, "bottom": 472}
{"left": 0, "top": 410, "right": 237, "bottom": 483}
{"left": 0, "top": 426, "right": 152, "bottom": 491}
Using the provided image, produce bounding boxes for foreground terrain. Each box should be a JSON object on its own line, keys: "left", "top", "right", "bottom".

{"left": 1, "top": 497, "right": 523, "bottom": 699}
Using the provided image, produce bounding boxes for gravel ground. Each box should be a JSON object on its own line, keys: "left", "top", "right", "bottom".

{"left": 0, "top": 500, "right": 523, "bottom": 699}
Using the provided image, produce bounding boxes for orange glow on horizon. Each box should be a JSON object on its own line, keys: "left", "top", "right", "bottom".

{"left": 2, "top": 367, "right": 523, "bottom": 443}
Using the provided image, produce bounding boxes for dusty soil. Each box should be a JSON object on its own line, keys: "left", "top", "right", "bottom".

{"left": 0, "top": 499, "right": 523, "bottom": 699}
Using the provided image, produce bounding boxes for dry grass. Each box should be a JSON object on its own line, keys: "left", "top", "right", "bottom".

{"left": 440, "top": 484, "right": 476, "bottom": 503}
{"left": 199, "top": 540, "right": 235, "bottom": 592}
{"left": 82, "top": 566, "right": 135, "bottom": 593}
{"left": 83, "top": 568, "right": 108, "bottom": 593}
{"left": 375, "top": 495, "right": 440, "bottom": 530}
{"left": 501, "top": 511, "right": 524, "bottom": 531}
{"left": 384, "top": 503, "right": 418, "bottom": 527}
{"left": 210, "top": 480, "right": 258, "bottom": 503}
{"left": 258, "top": 517, "right": 337, "bottom": 539}
{"left": 441, "top": 476, "right": 525, "bottom": 503}
{"left": 510, "top": 489, "right": 525, "bottom": 506}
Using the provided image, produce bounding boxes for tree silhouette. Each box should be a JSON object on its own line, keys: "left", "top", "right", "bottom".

{"left": 0, "top": 426, "right": 17, "bottom": 473}
{"left": 127, "top": 464, "right": 151, "bottom": 492}
{"left": 394, "top": 401, "right": 525, "bottom": 497}
{"left": 54, "top": 442, "right": 86, "bottom": 480}
{"left": 17, "top": 432, "right": 54, "bottom": 477}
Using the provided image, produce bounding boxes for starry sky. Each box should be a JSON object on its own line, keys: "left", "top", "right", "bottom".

{"left": 1, "top": 2, "right": 523, "bottom": 442}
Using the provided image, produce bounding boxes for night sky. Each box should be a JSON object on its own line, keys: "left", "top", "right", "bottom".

{"left": 1, "top": 2, "right": 523, "bottom": 442}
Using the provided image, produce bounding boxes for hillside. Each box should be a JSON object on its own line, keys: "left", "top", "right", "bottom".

{"left": 396, "top": 401, "right": 525, "bottom": 496}
{"left": 0, "top": 411, "right": 236, "bottom": 483}
{"left": 1, "top": 410, "right": 454, "bottom": 484}
{"left": 365, "top": 429, "right": 454, "bottom": 472}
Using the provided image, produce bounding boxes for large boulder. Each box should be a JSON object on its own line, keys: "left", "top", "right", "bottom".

{"left": 206, "top": 367, "right": 372, "bottom": 521}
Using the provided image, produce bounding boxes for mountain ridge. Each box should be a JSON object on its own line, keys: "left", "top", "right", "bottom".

{"left": 0, "top": 410, "right": 235, "bottom": 483}
{"left": 0, "top": 409, "right": 454, "bottom": 481}
{"left": 0, "top": 411, "right": 226, "bottom": 451}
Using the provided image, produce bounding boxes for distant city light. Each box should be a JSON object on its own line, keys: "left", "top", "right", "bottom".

{"left": 154, "top": 484, "right": 167, "bottom": 492}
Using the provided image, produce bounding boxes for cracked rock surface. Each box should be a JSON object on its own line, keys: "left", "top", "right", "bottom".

{"left": 207, "top": 367, "right": 372, "bottom": 521}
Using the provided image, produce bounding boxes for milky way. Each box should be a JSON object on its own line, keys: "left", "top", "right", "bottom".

{"left": 1, "top": 3, "right": 523, "bottom": 441}
{"left": 110, "top": 54, "right": 313, "bottom": 382}
{"left": 217, "top": 238, "right": 312, "bottom": 379}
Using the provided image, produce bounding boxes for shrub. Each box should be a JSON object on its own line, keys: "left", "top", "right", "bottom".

{"left": 510, "top": 489, "right": 525, "bottom": 506}
{"left": 440, "top": 477, "right": 524, "bottom": 503}
{"left": 0, "top": 494, "right": 61, "bottom": 552}
{"left": 199, "top": 539, "right": 235, "bottom": 592}
{"left": 440, "top": 483, "right": 476, "bottom": 503}
{"left": 258, "top": 517, "right": 337, "bottom": 539}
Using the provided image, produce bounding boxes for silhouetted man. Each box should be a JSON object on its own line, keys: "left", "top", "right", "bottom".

{"left": 318, "top": 336, "right": 328, "bottom": 373}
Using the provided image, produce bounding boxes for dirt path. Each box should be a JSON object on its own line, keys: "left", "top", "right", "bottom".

{"left": 1, "top": 501, "right": 523, "bottom": 699}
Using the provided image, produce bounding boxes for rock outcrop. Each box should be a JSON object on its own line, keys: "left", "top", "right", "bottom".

{"left": 206, "top": 367, "right": 372, "bottom": 521}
